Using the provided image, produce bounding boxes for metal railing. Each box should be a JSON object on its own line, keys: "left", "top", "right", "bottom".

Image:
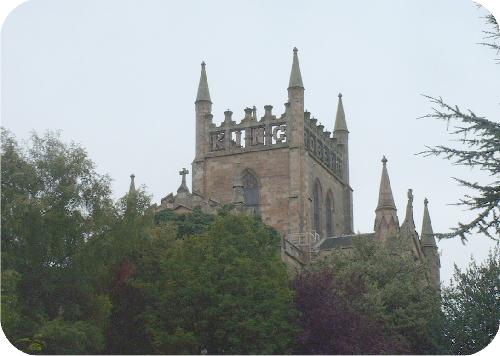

{"left": 283, "top": 231, "right": 322, "bottom": 264}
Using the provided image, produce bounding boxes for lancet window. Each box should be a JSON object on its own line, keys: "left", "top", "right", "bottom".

{"left": 313, "top": 179, "right": 323, "bottom": 237}
{"left": 243, "top": 170, "right": 260, "bottom": 208}
{"left": 325, "top": 191, "right": 333, "bottom": 237}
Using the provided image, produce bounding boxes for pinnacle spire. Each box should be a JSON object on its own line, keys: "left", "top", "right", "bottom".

{"left": 376, "top": 156, "right": 396, "bottom": 211}
{"left": 421, "top": 198, "right": 437, "bottom": 247}
{"left": 129, "top": 174, "right": 136, "bottom": 194}
{"left": 402, "top": 189, "right": 415, "bottom": 228}
{"left": 196, "top": 61, "right": 211, "bottom": 103}
{"left": 125, "top": 174, "right": 138, "bottom": 217}
{"left": 288, "top": 47, "right": 304, "bottom": 89}
{"left": 334, "top": 93, "right": 348, "bottom": 132}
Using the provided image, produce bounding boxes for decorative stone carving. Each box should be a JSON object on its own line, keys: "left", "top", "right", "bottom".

{"left": 234, "top": 130, "right": 242, "bottom": 147}
{"left": 251, "top": 126, "right": 265, "bottom": 145}
{"left": 244, "top": 107, "right": 253, "bottom": 121}
{"left": 177, "top": 168, "right": 190, "bottom": 194}
{"left": 304, "top": 122, "right": 344, "bottom": 177}
{"left": 211, "top": 131, "right": 225, "bottom": 151}
{"left": 208, "top": 105, "right": 287, "bottom": 152}
{"left": 272, "top": 124, "right": 286, "bottom": 143}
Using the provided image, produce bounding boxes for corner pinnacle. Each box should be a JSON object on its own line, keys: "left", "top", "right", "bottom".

{"left": 334, "top": 93, "right": 348, "bottom": 132}
{"left": 129, "top": 174, "right": 136, "bottom": 194}
{"left": 288, "top": 47, "right": 304, "bottom": 89}
{"left": 196, "top": 61, "right": 212, "bottom": 103}
{"left": 376, "top": 156, "right": 396, "bottom": 211}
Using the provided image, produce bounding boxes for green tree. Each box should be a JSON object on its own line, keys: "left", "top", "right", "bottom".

{"left": 154, "top": 206, "right": 214, "bottom": 239}
{"left": 420, "top": 13, "right": 499, "bottom": 241}
{"left": 140, "top": 214, "right": 299, "bottom": 354}
{"left": 1, "top": 129, "right": 115, "bottom": 353}
{"left": 293, "top": 268, "right": 408, "bottom": 354}
{"left": 442, "top": 246, "right": 500, "bottom": 354}
{"left": 420, "top": 95, "right": 499, "bottom": 241}
{"left": 314, "top": 237, "right": 445, "bottom": 354}
{"left": 30, "top": 318, "right": 106, "bottom": 354}
{"left": 103, "top": 188, "right": 159, "bottom": 354}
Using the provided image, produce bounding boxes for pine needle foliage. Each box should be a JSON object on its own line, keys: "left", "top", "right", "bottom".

{"left": 420, "top": 13, "right": 500, "bottom": 241}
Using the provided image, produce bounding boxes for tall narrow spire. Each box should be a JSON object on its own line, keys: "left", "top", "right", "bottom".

{"left": 376, "top": 156, "right": 396, "bottom": 211}
{"left": 374, "top": 156, "right": 399, "bottom": 237}
{"left": 288, "top": 47, "right": 304, "bottom": 89}
{"left": 421, "top": 198, "right": 437, "bottom": 247}
{"left": 400, "top": 189, "right": 421, "bottom": 257}
{"left": 196, "top": 61, "right": 211, "bottom": 103}
{"left": 129, "top": 174, "right": 136, "bottom": 194}
{"left": 125, "top": 174, "right": 137, "bottom": 217}
{"left": 420, "top": 198, "right": 440, "bottom": 290}
{"left": 402, "top": 189, "right": 415, "bottom": 228}
{"left": 334, "top": 93, "right": 348, "bottom": 132}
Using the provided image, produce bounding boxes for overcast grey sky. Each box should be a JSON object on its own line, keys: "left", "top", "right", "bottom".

{"left": 1, "top": 0, "right": 499, "bottom": 284}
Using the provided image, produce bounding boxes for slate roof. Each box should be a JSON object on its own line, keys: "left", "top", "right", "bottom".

{"left": 319, "top": 233, "right": 375, "bottom": 250}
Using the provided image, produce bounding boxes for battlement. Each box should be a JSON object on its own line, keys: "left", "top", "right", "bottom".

{"left": 204, "top": 104, "right": 344, "bottom": 178}
{"left": 304, "top": 111, "right": 344, "bottom": 178}
{"left": 206, "top": 104, "right": 288, "bottom": 155}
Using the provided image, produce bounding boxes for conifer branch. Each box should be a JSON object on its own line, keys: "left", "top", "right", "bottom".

{"left": 419, "top": 96, "right": 500, "bottom": 242}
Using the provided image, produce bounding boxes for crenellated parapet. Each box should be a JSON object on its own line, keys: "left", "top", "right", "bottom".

{"left": 207, "top": 105, "right": 288, "bottom": 154}
{"left": 205, "top": 103, "right": 344, "bottom": 181}
{"left": 304, "top": 111, "right": 344, "bottom": 178}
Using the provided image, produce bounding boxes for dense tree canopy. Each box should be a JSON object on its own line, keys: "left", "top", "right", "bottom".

{"left": 296, "top": 237, "right": 445, "bottom": 354}
{"left": 293, "top": 268, "right": 407, "bottom": 354}
{"left": 1, "top": 129, "right": 298, "bottom": 354}
{"left": 139, "top": 214, "right": 298, "bottom": 354}
{"left": 442, "top": 247, "right": 500, "bottom": 354}
{"left": 1, "top": 129, "right": 116, "bottom": 353}
{"left": 2, "top": 129, "right": 498, "bottom": 354}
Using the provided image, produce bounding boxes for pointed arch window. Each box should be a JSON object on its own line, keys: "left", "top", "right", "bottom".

{"left": 313, "top": 179, "right": 322, "bottom": 236}
{"left": 325, "top": 191, "right": 333, "bottom": 237}
{"left": 243, "top": 170, "right": 260, "bottom": 208}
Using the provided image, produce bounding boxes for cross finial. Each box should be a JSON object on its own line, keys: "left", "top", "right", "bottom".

{"left": 293, "top": 47, "right": 298, "bottom": 53}
{"left": 424, "top": 197, "right": 429, "bottom": 206}
{"left": 338, "top": 92, "right": 342, "bottom": 98}
{"left": 201, "top": 61, "right": 206, "bottom": 67}
{"left": 382, "top": 155, "right": 388, "bottom": 165}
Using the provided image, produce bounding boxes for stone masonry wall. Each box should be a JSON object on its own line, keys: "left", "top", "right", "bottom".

{"left": 305, "top": 152, "right": 350, "bottom": 237}
{"left": 203, "top": 147, "right": 291, "bottom": 235}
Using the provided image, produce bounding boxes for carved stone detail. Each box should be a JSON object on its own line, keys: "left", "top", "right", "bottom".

{"left": 272, "top": 125, "right": 286, "bottom": 143}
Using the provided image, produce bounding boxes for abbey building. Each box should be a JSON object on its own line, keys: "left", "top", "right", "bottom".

{"left": 154, "top": 48, "right": 440, "bottom": 289}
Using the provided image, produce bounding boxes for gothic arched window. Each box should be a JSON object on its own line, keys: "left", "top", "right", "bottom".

{"left": 325, "top": 191, "right": 333, "bottom": 237}
{"left": 313, "top": 179, "right": 322, "bottom": 236}
{"left": 243, "top": 170, "right": 260, "bottom": 208}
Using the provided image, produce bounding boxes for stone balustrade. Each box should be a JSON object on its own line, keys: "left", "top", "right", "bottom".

{"left": 207, "top": 105, "right": 288, "bottom": 153}
{"left": 304, "top": 112, "right": 344, "bottom": 177}
{"left": 206, "top": 106, "right": 344, "bottom": 179}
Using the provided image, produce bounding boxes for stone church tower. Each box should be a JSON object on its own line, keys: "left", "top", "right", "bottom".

{"left": 157, "top": 48, "right": 440, "bottom": 289}
{"left": 189, "top": 48, "right": 353, "bottom": 238}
